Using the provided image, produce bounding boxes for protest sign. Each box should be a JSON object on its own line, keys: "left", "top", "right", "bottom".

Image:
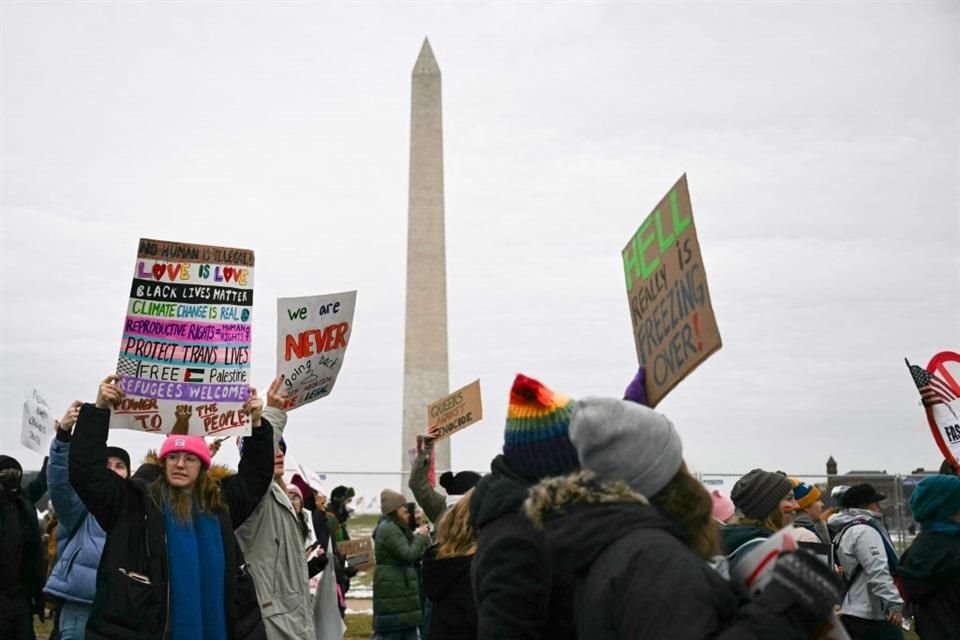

{"left": 905, "top": 352, "right": 960, "bottom": 468}
{"left": 277, "top": 291, "right": 357, "bottom": 410}
{"left": 114, "top": 238, "right": 255, "bottom": 436}
{"left": 426, "top": 379, "right": 483, "bottom": 440}
{"left": 21, "top": 389, "right": 53, "bottom": 453}
{"left": 622, "top": 174, "right": 721, "bottom": 407}
{"left": 338, "top": 538, "right": 375, "bottom": 572}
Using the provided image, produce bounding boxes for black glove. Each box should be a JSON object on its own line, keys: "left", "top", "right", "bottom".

{"left": 758, "top": 550, "right": 843, "bottom": 630}
{"left": 345, "top": 564, "right": 359, "bottom": 578}
{"left": 307, "top": 555, "right": 328, "bottom": 578}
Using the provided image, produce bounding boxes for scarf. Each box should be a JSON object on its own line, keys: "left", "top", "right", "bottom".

{"left": 164, "top": 502, "right": 227, "bottom": 640}
{"left": 922, "top": 521, "right": 960, "bottom": 535}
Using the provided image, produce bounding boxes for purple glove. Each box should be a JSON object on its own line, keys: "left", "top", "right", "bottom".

{"left": 623, "top": 367, "right": 648, "bottom": 407}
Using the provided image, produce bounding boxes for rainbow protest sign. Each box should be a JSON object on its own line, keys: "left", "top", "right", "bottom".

{"left": 113, "top": 238, "right": 255, "bottom": 436}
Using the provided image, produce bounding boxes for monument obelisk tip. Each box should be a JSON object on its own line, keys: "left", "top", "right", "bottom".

{"left": 413, "top": 37, "right": 440, "bottom": 75}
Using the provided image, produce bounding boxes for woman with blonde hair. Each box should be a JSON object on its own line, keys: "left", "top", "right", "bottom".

{"left": 422, "top": 490, "right": 478, "bottom": 640}
{"left": 722, "top": 469, "right": 799, "bottom": 569}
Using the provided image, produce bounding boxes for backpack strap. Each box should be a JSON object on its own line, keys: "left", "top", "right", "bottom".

{"left": 833, "top": 517, "right": 872, "bottom": 590}
{"left": 727, "top": 536, "right": 769, "bottom": 569}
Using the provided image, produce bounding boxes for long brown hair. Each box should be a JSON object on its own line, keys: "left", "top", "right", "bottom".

{"left": 150, "top": 469, "right": 224, "bottom": 523}
{"left": 435, "top": 490, "right": 477, "bottom": 559}
{"left": 738, "top": 508, "right": 785, "bottom": 534}
{"left": 648, "top": 463, "right": 720, "bottom": 560}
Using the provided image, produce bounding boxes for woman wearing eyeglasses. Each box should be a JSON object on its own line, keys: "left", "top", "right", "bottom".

{"left": 68, "top": 375, "right": 278, "bottom": 640}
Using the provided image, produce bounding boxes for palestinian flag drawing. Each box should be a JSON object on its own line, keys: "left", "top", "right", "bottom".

{"left": 184, "top": 368, "right": 205, "bottom": 383}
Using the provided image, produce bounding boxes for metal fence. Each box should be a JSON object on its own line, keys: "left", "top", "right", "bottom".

{"left": 697, "top": 472, "right": 937, "bottom": 553}
{"left": 311, "top": 469, "right": 938, "bottom": 552}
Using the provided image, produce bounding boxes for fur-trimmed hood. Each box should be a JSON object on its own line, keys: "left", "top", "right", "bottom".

{"left": 523, "top": 471, "right": 679, "bottom": 576}
{"left": 132, "top": 450, "right": 162, "bottom": 487}
{"left": 207, "top": 464, "right": 235, "bottom": 482}
{"left": 524, "top": 470, "right": 648, "bottom": 527}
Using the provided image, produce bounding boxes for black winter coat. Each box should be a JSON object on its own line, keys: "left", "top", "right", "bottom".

{"left": 469, "top": 454, "right": 576, "bottom": 640}
{"left": 525, "top": 472, "right": 831, "bottom": 640}
{"left": 0, "top": 456, "right": 45, "bottom": 622}
{"left": 422, "top": 550, "right": 477, "bottom": 640}
{"left": 897, "top": 529, "right": 960, "bottom": 640}
{"left": 69, "top": 404, "right": 274, "bottom": 640}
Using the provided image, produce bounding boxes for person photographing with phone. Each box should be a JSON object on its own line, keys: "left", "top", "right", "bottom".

{"left": 372, "top": 489, "right": 431, "bottom": 640}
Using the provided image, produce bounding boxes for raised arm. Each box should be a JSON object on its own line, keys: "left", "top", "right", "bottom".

{"left": 68, "top": 376, "right": 132, "bottom": 532}
{"left": 265, "top": 375, "right": 288, "bottom": 447}
{"left": 221, "top": 383, "right": 276, "bottom": 528}
{"left": 46, "top": 401, "right": 86, "bottom": 533}
{"left": 26, "top": 456, "right": 49, "bottom": 505}
{"left": 408, "top": 438, "right": 446, "bottom": 524}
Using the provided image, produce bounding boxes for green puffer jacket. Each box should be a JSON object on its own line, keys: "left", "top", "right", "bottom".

{"left": 372, "top": 516, "right": 430, "bottom": 632}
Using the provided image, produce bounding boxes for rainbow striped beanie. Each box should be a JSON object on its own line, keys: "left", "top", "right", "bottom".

{"left": 503, "top": 374, "right": 580, "bottom": 480}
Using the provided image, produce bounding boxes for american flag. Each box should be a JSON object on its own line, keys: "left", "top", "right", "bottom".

{"left": 906, "top": 360, "right": 959, "bottom": 408}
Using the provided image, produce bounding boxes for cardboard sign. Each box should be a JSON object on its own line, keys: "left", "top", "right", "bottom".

{"left": 622, "top": 175, "right": 721, "bottom": 407}
{"left": 337, "top": 537, "right": 375, "bottom": 572}
{"left": 906, "top": 352, "right": 960, "bottom": 467}
{"left": 426, "top": 379, "right": 482, "bottom": 440}
{"left": 114, "top": 238, "right": 255, "bottom": 436}
{"left": 21, "top": 389, "right": 53, "bottom": 453}
{"left": 277, "top": 291, "right": 357, "bottom": 410}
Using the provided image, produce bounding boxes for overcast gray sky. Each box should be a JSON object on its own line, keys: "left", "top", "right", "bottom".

{"left": 2, "top": 2, "right": 958, "bottom": 496}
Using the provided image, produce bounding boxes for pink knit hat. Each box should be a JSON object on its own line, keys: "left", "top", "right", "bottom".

{"left": 710, "top": 489, "right": 736, "bottom": 522}
{"left": 286, "top": 484, "right": 303, "bottom": 501}
{"left": 159, "top": 435, "right": 211, "bottom": 469}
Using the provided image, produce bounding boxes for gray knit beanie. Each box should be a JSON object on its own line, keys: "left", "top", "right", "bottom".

{"left": 569, "top": 397, "right": 683, "bottom": 497}
{"left": 731, "top": 469, "right": 793, "bottom": 520}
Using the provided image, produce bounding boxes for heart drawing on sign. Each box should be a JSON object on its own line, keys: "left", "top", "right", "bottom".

{"left": 152, "top": 263, "right": 166, "bottom": 280}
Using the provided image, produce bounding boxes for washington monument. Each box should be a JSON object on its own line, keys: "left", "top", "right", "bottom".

{"left": 402, "top": 38, "right": 450, "bottom": 491}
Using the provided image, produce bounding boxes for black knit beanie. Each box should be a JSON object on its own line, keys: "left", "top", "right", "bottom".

{"left": 105, "top": 447, "right": 131, "bottom": 474}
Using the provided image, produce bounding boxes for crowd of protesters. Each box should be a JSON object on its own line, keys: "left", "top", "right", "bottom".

{"left": 2, "top": 368, "right": 959, "bottom": 639}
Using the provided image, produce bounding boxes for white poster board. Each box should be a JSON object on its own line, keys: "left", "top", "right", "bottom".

{"left": 21, "top": 389, "right": 53, "bottom": 453}
{"left": 277, "top": 291, "right": 357, "bottom": 409}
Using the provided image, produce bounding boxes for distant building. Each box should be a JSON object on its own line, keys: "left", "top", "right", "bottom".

{"left": 823, "top": 456, "right": 939, "bottom": 539}
{"left": 826, "top": 456, "right": 837, "bottom": 476}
